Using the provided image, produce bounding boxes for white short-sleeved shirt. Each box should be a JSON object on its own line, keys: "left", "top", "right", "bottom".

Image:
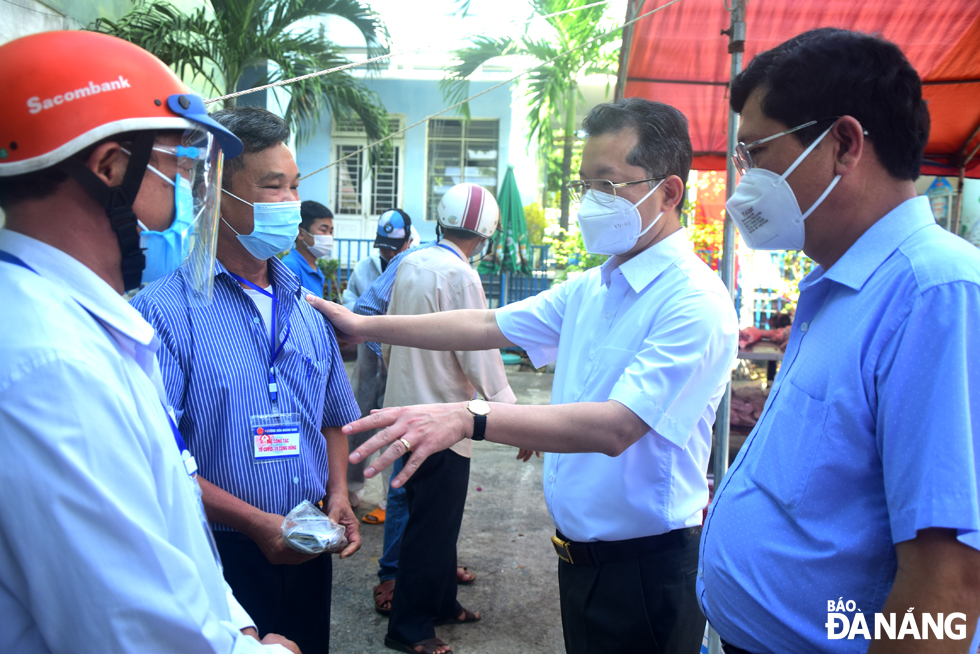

{"left": 496, "top": 229, "right": 738, "bottom": 542}
{"left": 0, "top": 229, "right": 283, "bottom": 654}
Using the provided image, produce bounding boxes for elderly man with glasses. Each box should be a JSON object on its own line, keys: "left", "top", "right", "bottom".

{"left": 307, "top": 97, "right": 739, "bottom": 654}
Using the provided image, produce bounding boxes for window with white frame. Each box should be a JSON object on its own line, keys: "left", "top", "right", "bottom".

{"left": 426, "top": 119, "right": 499, "bottom": 221}
{"left": 332, "top": 115, "right": 404, "bottom": 217}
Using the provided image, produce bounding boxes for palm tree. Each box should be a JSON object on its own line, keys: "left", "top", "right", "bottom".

{"left": 91, "top": 0, "right": 390, "bottom": 147}
{"left": 441, "top": 0, "right": 619, "bottom": 229}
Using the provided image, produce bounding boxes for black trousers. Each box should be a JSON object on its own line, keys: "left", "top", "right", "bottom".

{"left": 214, "top": 532, "right": 333, "bottom": 654}
{"left": 558, "top": 527, "right": 705, "bottom": 654}
{"left": 721, "top": 642, "right": 756, "bottom": 654}
{"left": 387, "top": 450, "right": 470, "bottom": 645}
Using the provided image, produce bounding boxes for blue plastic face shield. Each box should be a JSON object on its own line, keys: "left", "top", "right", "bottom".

{"left": 126, "top": 127, "right": 224, "bottom": 303}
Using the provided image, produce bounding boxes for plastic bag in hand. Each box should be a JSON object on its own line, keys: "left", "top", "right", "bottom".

{"left": 280, "top": 500, "right": 348, "bottom": 554}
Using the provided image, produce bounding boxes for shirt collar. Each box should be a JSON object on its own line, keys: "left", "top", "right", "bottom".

{"left": 214, "top": 255, "right": 302, "bottom": 297}
{"left": 600, "top": 227, "right": 691, "bottom": 292}
{"left": 0, "top": 229, "right": 156, "bottom": 347}
{"left": 803, "top": 196, "right": 934, "bottom": 292}
{"left": 436, "top": 239, "right": 469, "bottom": 263}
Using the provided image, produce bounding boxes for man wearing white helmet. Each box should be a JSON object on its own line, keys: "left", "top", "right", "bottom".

{"left": 0, "top": 30, "right": 297, "bottom": 653}
{"left": 376, "top": 183, "right": 516, "bottom": 654}
{"left": 309, "top": 99, "right": 739, "bottom": 654}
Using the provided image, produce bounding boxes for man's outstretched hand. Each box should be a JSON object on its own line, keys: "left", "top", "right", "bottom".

{"left": 305, "top": 295, "right": 366, "bottom": 345}
{"left": 346, "top": 403, "right": 473, "bottom": 488}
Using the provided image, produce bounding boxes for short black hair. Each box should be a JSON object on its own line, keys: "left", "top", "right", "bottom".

{"left": 209, "top": 107, "right": 291, "bottom": 187}
{"left": 731, "top": 28, "right": 930, "bottom": 180}
{"left": 300, "top": 200, "right": 333, "bottom": 231}
{"left": 582, "top": 98, "right": 693, "bottom": 205}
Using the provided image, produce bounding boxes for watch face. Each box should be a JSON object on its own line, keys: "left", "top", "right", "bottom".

{"left": 468, "top": 399, "right": 491, "bottom": 416}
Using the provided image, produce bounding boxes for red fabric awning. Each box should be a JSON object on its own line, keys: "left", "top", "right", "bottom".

{"left": 621, "top": 0, "right": 980, "bottom": 177}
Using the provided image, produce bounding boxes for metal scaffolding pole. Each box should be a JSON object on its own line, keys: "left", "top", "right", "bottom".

{"left": 708, "top": 1, "right": 745, "bottom": 652}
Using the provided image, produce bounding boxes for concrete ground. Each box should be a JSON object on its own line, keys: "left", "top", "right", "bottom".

{"left": 330, "top": 364, "right": 563, "bottom": 653}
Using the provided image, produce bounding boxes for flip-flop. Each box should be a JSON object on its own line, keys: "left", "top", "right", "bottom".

{"left": 434, "top": 607, "right": 481, "bottom": 626}
{"left": 374, "top": 579, "right": 395, "bottom": 616}
{"left": 362, "top": 506, "right": 386, "bottom": 524}
{"left": 384, "top": 635, "right": 452, "bottom": 654}
{"left": 456, "top": 566, "right": 475, "bottom": 584}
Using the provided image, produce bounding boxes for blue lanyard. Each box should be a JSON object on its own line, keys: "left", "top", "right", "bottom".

{"left": 228, "top": 273, "right": 291, "bottom": 407}
{"left": 0, "top": 249, "right": 192, "bottom": 464}
{"left": 437, "top": 242, "right": 465, "bottom": 262}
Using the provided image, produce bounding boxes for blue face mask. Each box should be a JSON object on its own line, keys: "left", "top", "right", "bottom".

{"left": 221, "top": 189, "right": 302, "bottom": 260}
{"left": 138, "top": 164, "right": 197, "bottom": 285}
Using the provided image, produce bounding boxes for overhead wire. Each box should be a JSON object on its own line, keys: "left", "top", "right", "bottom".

{"left": 205, "top": 0, "right": 612, "bottom": 106}
{"left": 297, "top": 0, "right": 681, "bottom": 182}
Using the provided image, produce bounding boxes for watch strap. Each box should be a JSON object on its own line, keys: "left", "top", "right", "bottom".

{"left": 471, "top": 414, "right": 487, "bottom": 441}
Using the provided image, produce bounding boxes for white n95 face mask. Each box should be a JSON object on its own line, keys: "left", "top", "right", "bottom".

{"left": 577, "top": 179, "right": 665, "bottom": 256}
{"left": 725, "top": 125, "right": 840, "bottom": 251}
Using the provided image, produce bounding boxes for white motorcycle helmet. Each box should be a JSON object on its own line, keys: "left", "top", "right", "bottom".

{"left": 436, "top": 183, "right": 500, "bottom": 238}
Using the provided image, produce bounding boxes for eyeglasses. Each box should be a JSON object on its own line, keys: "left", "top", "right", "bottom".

{"left": 565, "top": 177, "right": 664, "bottom": 205}
{"left": 732, "top": 116, "right": 854, "bottom": 176}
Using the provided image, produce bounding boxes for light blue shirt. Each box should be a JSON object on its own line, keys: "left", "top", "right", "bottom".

{"left": 699, "top": 197, "right": 980, "bottom": 653}
{"left": 495, "top": 229, "right": 738, "bottom": 542}
{"left": 132, "top": 256, "right": 360, "bottom": 530}
{"left": 342, "top": 253, "right": 383, "bottom": 310}
{"left": 280, "top": 247, "right": 326, "bottom": 297}
{"left": 0, "top": 230, "right": 276, "bottom": 653}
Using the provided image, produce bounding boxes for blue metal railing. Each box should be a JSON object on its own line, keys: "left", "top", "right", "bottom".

{"left": 480, "top": 245, "right": 553, "bottom": 308}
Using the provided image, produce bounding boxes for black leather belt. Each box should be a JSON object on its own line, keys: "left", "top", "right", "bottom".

{"left": 551, "top": 526, "right": 701, "bottom": 566}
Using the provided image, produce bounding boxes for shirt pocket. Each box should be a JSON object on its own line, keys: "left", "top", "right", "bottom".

{"left": 746, "top": 381, "right": 828, "bottom": 510}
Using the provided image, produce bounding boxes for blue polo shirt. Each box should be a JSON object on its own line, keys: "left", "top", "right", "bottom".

{"left": 699, "top": 197, "right": 980, "bottom": 653}
{"left": 132, "top": 256, "right": 359, "bottom": 530}
{"left": 281, "top": 247, "right": 326, "bottom": 297}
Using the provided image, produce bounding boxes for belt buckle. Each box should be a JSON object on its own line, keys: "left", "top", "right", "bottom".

{"left": 551, "top": 535, "right": 574, "bottom": 564}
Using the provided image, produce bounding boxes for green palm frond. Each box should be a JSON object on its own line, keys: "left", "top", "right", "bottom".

{"left": 90, "top": 0, "right": 390, "bottom": 152}
{"left": 440, "top": 36, "right": 513, "bottom": 119}
{"left": 92, "top": 1, "right": 227, "bottom": 95}
{"left": 440, "top": 0, "right": 622, "bottom": 228}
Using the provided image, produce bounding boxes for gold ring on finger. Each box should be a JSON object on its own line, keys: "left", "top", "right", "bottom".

{"left": 399, "top": 437, "right": 412, "bottom": 452}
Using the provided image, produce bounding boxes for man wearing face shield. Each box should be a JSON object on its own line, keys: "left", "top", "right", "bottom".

{"left": 698, "top": 29, "right": 980, "bottom": 654}
{"left": 131, "top": 107, "right": 361, "bottom": 654}
{"left": 306, "top": 101, "right": 739, "bottom": 654}
{"left": 0, "top": 31, "right": 299, "bottom": 653}
{"left": 281, "top": 200, "right": 334, "bottom": 297}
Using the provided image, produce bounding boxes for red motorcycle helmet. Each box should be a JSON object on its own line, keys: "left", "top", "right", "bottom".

{"left": 0, "top": 30, "right": 241, "bottom": 174}
{"left": 0, "top": 31, "right": 242, "bottom": 292}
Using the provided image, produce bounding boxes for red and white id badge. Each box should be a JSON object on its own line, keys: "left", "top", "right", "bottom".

{"left": 251, "top": 412, "right": 301, "bottom": 463}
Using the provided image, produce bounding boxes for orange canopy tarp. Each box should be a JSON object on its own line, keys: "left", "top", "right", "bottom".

{"left": 621, "top": 0, "right": 980, "bottom": 177}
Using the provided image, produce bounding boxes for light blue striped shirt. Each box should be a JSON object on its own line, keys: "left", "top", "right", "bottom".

{"left": 132, "top": 257, "right": 360, "bottom": 531}
{"left": 352, "top": 240, "right": 436, "bottom": 357}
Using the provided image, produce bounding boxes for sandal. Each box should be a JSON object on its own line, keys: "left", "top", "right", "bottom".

{"left": 434, "top": 606, "right": 481, "bottom": 626}
{"left": 384, "top": 635, "right": 453, "bottom": 654}
{"left": 456, "top": 566, "right": 475, "bottom": 584}
{"left": 373, "top": 579, "right": 395, "bottom": 616}
{"left": 362, "top": 506, "right": 386, "bottom": 524}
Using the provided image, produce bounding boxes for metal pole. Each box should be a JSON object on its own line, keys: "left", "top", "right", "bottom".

{"left": 951, "top": 166, "right": 966, "bottom": 237}
{"left": 709, "top": 2, "right": 745, "bottom": 653}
